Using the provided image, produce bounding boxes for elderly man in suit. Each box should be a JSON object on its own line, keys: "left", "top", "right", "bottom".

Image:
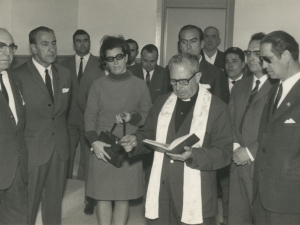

{"left": 0, "top": 28, "right": 28, "bottom": 225}
{"left": 13, "top": 26, "right": 71, "bottom": 225}
{"left": 120, "top": 52, "right": 232, "bottom": 225}
{"left": 253, "top": 30, "right": 300, "bottom": 225}
{"left": 228, "top": 32, "right": 276, "bottom": 225}
{"left": 62, "top": 29, "right": 104, "bottom": 215}
{"left": 201, "top": 26, "right": 225, "bottom": 71}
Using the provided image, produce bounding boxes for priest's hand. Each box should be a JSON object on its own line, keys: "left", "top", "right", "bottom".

{"left": 233, "top": 147, "right": 250, "bottom": 165}
{"left": 166, "top": 146, "right": 193, "bottom": 161}
{"left": 91, "top": 141, "right": 111, "bottom": 163}
{"left": 119, "top": 135, "right": 137, "bottom": 152}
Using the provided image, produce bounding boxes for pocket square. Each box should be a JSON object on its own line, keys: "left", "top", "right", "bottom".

{"left": 62, "top": 88, "right": 69, "bottom": 93}
{"left": 284, "top": 118, "right": 296, "bottom": 124}
{"left": 201, "top": 84, "right": 211, "bottom": 90}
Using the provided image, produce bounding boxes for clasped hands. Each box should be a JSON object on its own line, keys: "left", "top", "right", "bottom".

{"left": 119, "top": 135, "right": 193, "bottom": 162}
{"left": 115, "top": 111, "right": 131, "bottom": 124}
{"left": 232, "top": 146, "right": 251, "bottom": 166}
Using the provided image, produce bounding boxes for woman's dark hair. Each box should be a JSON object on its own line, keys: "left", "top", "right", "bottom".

{"left": 99, "top": 35, "right": 130, "bottom": 66}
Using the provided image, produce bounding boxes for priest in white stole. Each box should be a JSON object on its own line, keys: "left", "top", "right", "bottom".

{"left": 120, "top": 53, "right": 232, "bottom": 225}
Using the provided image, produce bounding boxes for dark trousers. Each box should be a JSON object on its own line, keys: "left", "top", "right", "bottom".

{"left": 68, "top": 122, "right": 89, "bottom": 180}
{"left": 0, "top": 158, "right": 27, "bottom": 225}
{"left": 27, "top": 149, "right": 67, "bottom": 225}
{"left": 253, "top": 190, "right": 300, "bottom": 225}
{"left": 217, "top": 165, "right": 229, "bottom": 225}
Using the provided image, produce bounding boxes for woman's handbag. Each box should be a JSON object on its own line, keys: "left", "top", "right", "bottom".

{"left": 98, "top": 120, "right": 127, "bottom": 168}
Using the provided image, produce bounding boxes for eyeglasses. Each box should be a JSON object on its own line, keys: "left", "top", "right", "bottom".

{"left": 106, "top": 54, "right": 125, "bottom": 62}
{"left": 0, "top": 44, "right": 18, "bottom": 53}
{"left": 244, "top": 50, "right": 260, "bottom": 58}
{"left": 259, "top": 54, "right": 276, "bottom": 64}
{"left": 170, "top": 71, "right": 198, "bottom": 86}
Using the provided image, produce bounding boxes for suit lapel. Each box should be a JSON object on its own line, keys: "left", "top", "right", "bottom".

{"left": 52, "top": 65, "right": 60, "bottom": 107}
{"left": 28, "top": 60, "right": 52, "bottom": 100}
{"left": 8, "top": 74, "right": 24, "bottom": 130}
{"left": 269, "top": 79, "right": 300, "bottom": 124}
{"left": 250, "top": 78, "right": 273, "bottom": 106}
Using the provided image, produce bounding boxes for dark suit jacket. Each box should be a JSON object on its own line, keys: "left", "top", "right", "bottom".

{"left": 61, "top": 54, "right": 105, "bottom": 123}
{"left": 200, "top": 59, "right": 229, "bottom": 104}
{"left": 228, "top": 75, "right": 275, "bottom": 177}
{"left": 201, "top": 49, "right": 225, "bottom": 71}
{"left": 13, "top": 60, "right": 71, "bottom": 166}
{"left": 128, "top": 64, "right": 169, "bottom": 104}
{"left": 134, "top": 91, "right": 233, "bottom": 218}
{"left": 253, "top": 79, "right": 300, "bottom": 213}
{"left": 0, "top": 71, "right": 27, "bottom": 189}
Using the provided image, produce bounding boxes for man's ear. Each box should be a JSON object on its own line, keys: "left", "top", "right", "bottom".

{"left": 217, "top": 38, "right": 221, "bottom": 46}
{"left": 242, "top": 61, "right": 246, "bottom": 69}
{"left": 200, "top": 40, "right": 205, "bottom": 49}
{"left": 30, "top": 44, "right": 37, "bottom": 54}
{"left": 282, "top": 50, "right": 291, "bottom": 62}
{"left": 195, "top": 71, "right": 202, "bottom": 82}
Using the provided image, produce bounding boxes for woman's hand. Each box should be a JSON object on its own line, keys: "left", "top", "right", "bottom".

{"left": 115, "top": 111, "right": 131, "bottom": 124}
{"left": 91, "top": 141, "right": 111, "bottom": 163}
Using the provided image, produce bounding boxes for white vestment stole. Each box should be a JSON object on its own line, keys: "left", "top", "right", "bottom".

{"left": 145, "top": 84, "right": 211, "bottom": 224}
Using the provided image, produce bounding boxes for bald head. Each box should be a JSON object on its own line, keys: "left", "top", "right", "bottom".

{"left": 0, "top": 28, "right": 15, "bottom": 72}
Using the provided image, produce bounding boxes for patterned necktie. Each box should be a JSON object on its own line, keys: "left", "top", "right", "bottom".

{"left": 239, "top": 80, "right": 260, "bottom": 132}
{"left": 272, "top": 83, "right": 283, "bottom": 115}
{"left": 0, "top": 73, "right": 9, "bottom": 103}
{"left": 78, "top": 57, "right": 83, "bottom": 82}
{"left": 45, "top": 69, "right": 54, "bottom": 103}
{"left": 146, "top": 71, "right": 151, "bottom": 86}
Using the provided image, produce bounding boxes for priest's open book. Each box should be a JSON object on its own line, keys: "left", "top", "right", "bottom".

{"left": 143, "top": 133, "right": 200, "bottom": 154}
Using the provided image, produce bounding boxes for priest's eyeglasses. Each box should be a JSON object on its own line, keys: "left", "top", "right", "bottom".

{"left": 244, "top": 50, "right": 260, "bottom": 58}
{"left": 0, "top": 44, "right": 18, "bottom": 53}
{"left": 170, "top": 71, "right": 198, "bottom": 86}
{"left": 106, "top": 54, "right": 125, "bottom": 62}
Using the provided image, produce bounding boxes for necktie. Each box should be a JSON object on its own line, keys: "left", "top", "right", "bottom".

{"left": 239, "top": 80, "right": 260, "bottom": 132}
{"left": 45, "top": 69, "right": 54, "bottom": 103}
{"left": 230, "top": 80, "right": 236, "bottom": 93}
{"left": 0, "top": 73, "right": 9, "bottom": 103}
{"left": 272, "top": 83, "right": 283, "bottom": 115}
{"left": 146, "top": 71, "right": 150, "bottom": 86}
{"left": 78, "top": 57, "right": 83, "bottom": 82}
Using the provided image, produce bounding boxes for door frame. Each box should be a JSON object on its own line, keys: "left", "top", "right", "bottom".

{"left": 155, "top": 0, "right": 235, "bottom": 66}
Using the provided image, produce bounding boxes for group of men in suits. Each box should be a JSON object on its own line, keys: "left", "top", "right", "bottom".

{"left": 2, "top": 22, "right": 300, "bottom": 225}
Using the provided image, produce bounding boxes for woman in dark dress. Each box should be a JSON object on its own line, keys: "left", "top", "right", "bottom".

{"left": 84, "top": 36, "right": 152, "bottom": 225}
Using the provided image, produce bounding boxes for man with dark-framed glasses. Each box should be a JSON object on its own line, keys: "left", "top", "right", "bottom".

{"left": 0, "top": 28, "right": 28, "bottom": 225}
{"left": 228, "top": 32, "right": 276, "bottom": 225}
{"left": 119, "top": 52, "right": 232, "bottom": 225}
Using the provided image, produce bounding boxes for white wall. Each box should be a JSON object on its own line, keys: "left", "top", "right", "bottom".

{"left": 233, "top": 0, "right": 300, "bottom": 50}
{"left": 78, "top": 0, "right": 157, "bottom": 57}
{"left": 0, "top": 0, "right": 157, "bottom": 57}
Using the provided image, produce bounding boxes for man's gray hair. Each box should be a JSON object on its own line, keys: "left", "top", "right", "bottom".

{"left": 169, "top": 53, "right": 200, "bottom": 74}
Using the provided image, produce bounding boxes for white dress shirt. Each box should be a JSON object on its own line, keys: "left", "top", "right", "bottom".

{"left": 203, "top": 50, "right": 217, "bottom": 65}
{"left": 276, "top": 71, "right": 300, "bottom": 108}
{"left": 143, "top": 68, "right": 154, "bottom": 81}
{"left": 32, "top": 58, "right": 54, "bottom": 92}
{"left": 228, "top": 74, "right": 243, "bottom": 93}
{"left": 75, "top": 53, "right": 90, "bottom": 76}
{"left": 0, "top": 70, "right": 18, "bottom": 124}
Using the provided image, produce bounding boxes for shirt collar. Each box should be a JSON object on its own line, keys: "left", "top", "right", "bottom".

{"left": 228, "top": 74, "right": 243, "bottom": 83}
{"left": 281, "top": 71, "right": 300, "bottom": 92}
{"left": 32, "top": 57, "right": 52, "bottom": 76}
{"left": 143, "top": 68, "right": 154, "bottom": 76}
{"left": 75, "top": 52, "right": 90, "bottom": 62}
